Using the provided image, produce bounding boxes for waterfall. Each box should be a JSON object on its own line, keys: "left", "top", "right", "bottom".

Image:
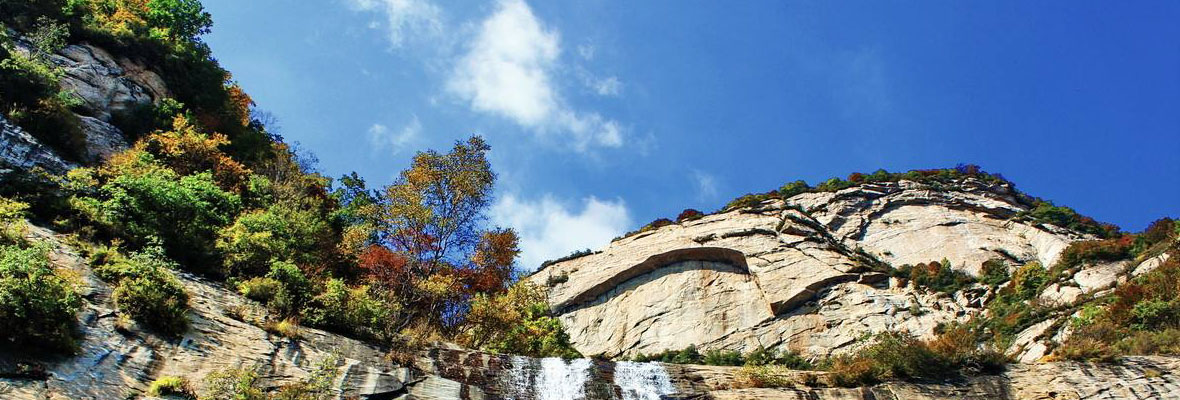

{"left": 501, "top": 358, "right": 674, "bottom": 400}
{"left": 503, "top": 357, "right": 592, "bottom": 400}
{"left": 613, "top": 361, "right": 676, "bottom": 400}
{"left": 536, "top": 358, "right": 592, "bottom": 400}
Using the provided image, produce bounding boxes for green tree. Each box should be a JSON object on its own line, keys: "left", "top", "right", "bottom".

{"left": 145, "top": 0, "right": 213, "bottom": 42}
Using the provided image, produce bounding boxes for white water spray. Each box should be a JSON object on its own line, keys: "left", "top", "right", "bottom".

{"left": 613, "top": 361, "right": 676, "bottom": 400}
{"left": 535, "top": 357, "right": 592, "bottom": 400}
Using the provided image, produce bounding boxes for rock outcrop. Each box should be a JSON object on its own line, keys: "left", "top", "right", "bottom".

{"left": 526, "top": 179, "right": 1112, "bottom": 360}
{"left": 0, "top": 226, "right": 409, "bottom": 400}
{"left": 0, "top": 115, "right": 76, "bottom": 174}
{"left": 5, "top": 36, "right": 165, "bottom": 167}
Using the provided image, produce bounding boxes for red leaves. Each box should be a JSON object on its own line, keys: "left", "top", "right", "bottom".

{"left": 358, "top": 245, "right": 410, "bottom": 288}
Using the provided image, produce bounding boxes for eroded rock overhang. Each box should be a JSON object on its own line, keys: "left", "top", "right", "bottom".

{"left": 552, "top": 246, "right": 749, "bottom": 313}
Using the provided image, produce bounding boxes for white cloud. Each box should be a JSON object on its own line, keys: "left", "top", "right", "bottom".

{"left": 447, "top": 0, "right": 624, "bottom": 151}
{"left": 348, "top": 0, "right": 442, "bottom": 47}
{"left": 691, "top": 170, "right": 718, "bottom": 201}
{"left": 577, "top": 43, "right": 595, "bottom": 60}
{"left": 491, "top": 193, "right": 632, "bottom": 271}
{"left": 367, "top": 115, "right": 421, "bottom": 153}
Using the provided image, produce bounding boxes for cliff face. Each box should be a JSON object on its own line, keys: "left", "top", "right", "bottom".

{"left": 3, "top": 224, "right": 1177, "bottom": 400}
{"left": 0, "top": 35, "right": 160, "bottom": 171}
{"left": 525, "top": 179, "right": 1114, "bottom": 361}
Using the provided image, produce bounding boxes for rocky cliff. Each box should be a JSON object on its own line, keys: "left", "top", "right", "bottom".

{"left": 3, "top": 225, "right": 1179, "bottom": 400}
{"left": 525, "top": 179, "right": 1134, "bottom": 363}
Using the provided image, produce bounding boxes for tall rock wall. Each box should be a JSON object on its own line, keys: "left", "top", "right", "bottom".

{"left": 526, "top": 179, "right": 1091, "bottom": 359}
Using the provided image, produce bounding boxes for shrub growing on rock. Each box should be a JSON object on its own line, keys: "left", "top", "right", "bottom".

{"left": 0, "top": 244, "right": 82, "bottom": 352}
{"left": 676, "top": 208, "right": 704, "bottom": 222}
{"left": 146, "top": 376, "right": 194, "bottom": 398}
{"left": 95, "top": 246, "right": 190, "bottom": 337}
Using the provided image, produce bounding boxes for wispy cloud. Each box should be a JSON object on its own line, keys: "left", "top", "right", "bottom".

{"left": 347, "top": 0, "right": 443, "bottom": 47}
{"left": 447, "top": 0, "right": 624, "bottom": 152}
{"left": 367, "top": 115, "right": 421, "bottom": 153}
{"left": 691, "top": 170, "right": 718, "bottom": 201}
{"left": 490, "top": 193, "right": 632, "bottom": 271}
{"left": 578, "top": 70, "right": 621, "bottom": 97}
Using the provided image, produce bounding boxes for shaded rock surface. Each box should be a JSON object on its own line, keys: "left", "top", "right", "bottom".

{"left": 0, "top": 115, "right": 77, "bottom": 174}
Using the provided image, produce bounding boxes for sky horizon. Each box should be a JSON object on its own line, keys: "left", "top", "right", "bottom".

{"left": 201, "top": 0, "right": 1180, "bottom": 270}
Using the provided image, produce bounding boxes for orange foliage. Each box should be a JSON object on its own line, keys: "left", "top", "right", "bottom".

{"left": 465, "top": 228, "right": 520, "bottom": 294}
{"left": 131, "top": 115, "right": 251, "bottom": 191}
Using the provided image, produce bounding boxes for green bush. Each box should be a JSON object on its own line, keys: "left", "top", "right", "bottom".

{"left": 828, "top": 330, "right": 1004, "bottom": 386}
{"left": 743, "top": 346, "right": 812, "bottom": 369}
{"left": 302, "top": 279, "right": 398, "bottom": 341}
{"left": 146, "top": 375, "right": 194, "bottom": 398}
{"left": 237, "top": 277, "right": 282, "bottom": 303}
{"left": 216, "top": 204, "right": 333, "bottom": 277}
{"left": 894, "top": 259, "right": 976, "bottom": 294}
{"left": 979, "top": 259, "right": 1010, "bottom": 287}
{"left": 0, "top": 244, "right": 82, "bottom": 351}
{"left": 72, "top": 165, "right": 241, "bottom": 268}
{"left": 264, "top": 260, "right": 312, "bottom": 316}
{"left": 0, "top": 197, "right": 30, "bottom": 244}
{"left": 97, "top": 247, "right": 190, "bottom": 337}
{"left": 0, "top": 45, "right": 88, "bottom": 162}
{"left": 701, "top": 349, "right": 745, "bottom": 366}
{"left": 201, "top": 368, "right": 266, "bottom": 400}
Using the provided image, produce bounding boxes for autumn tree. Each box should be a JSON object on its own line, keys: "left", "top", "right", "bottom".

{"left": 364, "top": 136, "right": 521, "bottom": 334}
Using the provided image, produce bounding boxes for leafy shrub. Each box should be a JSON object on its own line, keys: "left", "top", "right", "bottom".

{"left": 828, "top": 330, "right": 1004, "bottom": 387}
{"left": 0, "top": 244, "right": 82, "bottom": 351}
{"left": 723, "top": 192, "right": 776, "bottom": 212}
{"left": 110, "top": 98, "right": 186, "bottom": 141}
{"left": 70, "top": 162, "right": 241, "bottom": 268}
{"left": 302, "top": 279, "right": 398, "bottom": 341}
{"left": 0, "top": 197, "right": 30, "bottom": 244}
{"left": 0, "top": 44, "right": 88, "bottom": 162}
{"left": 632, "top": 345, "right": 702, "bottom": 364}
{"left": 979, "top": 259, "right": 1010, "bottom": 287}
{"left": 777, "top": 180, "right": 811, "bottom": 199}
{"left": 676, "top": 208, "right": 704, "bottom": 222}
{"left": 96, "top": 247, "right": 190, "bottom": 337}
{"left": 462, "top": 282, "right": 580, "bottom": 358}
{"left": 893, "top": 259, "right": 976, "bottom": 294}
{"left": 743, "top": 346, "right": 812, "bottom": 369}
{"left": 146, "top": 376, "right": 194, "bottom": 398}
{"left": 1021, "top": 201, "right": 1120, "bottom": 238}
{"left": 201, "top": 368, "right": 266, "bottom": 400}
{"left": 701, "top": 349, "right": 744, "bottom": 366}
{"left": 1058, "top": 244, "right": 1180, "bottom": 360}
{"left": 264, "top": 260, "right": 312, "bottom": 316}
{"left": 1056, "top": 236, "right": 1134, "bottom": 269}
{"left": 217, "top": 204, "right": 333, "bottom": 277}
{"left": 144, "top": 0, "right": 213, "bottom": 42}
{"left": 237, "top": 277, "right": 281, "bottom": 304}
{"left": 733, "top": 365, "right": 797, "bottom": 388}
{"left": 263, "top": 317, "right": 300, "bottom": 339}
{"left": 538, "top": 249, "right": 594, "bottom": 270}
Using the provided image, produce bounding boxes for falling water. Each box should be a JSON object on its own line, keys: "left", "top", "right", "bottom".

{"left": 501, "top": 358, "right": 674, "bottom": 400}
{"left": 613, "top": 361, "right": 676, "bottom": 400}
{"left": 503, "top": 356, "right": 535, "bottom": 400}
{"left": 536, "top": 357, "right": 592, "bottom": 400}
{"left": 503, "top": 357, "right": 592, "bottom": 400}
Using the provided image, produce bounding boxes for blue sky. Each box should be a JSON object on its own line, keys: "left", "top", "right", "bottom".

{"left": 201, "top": 0, "right": 1180, "bottom": 270}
